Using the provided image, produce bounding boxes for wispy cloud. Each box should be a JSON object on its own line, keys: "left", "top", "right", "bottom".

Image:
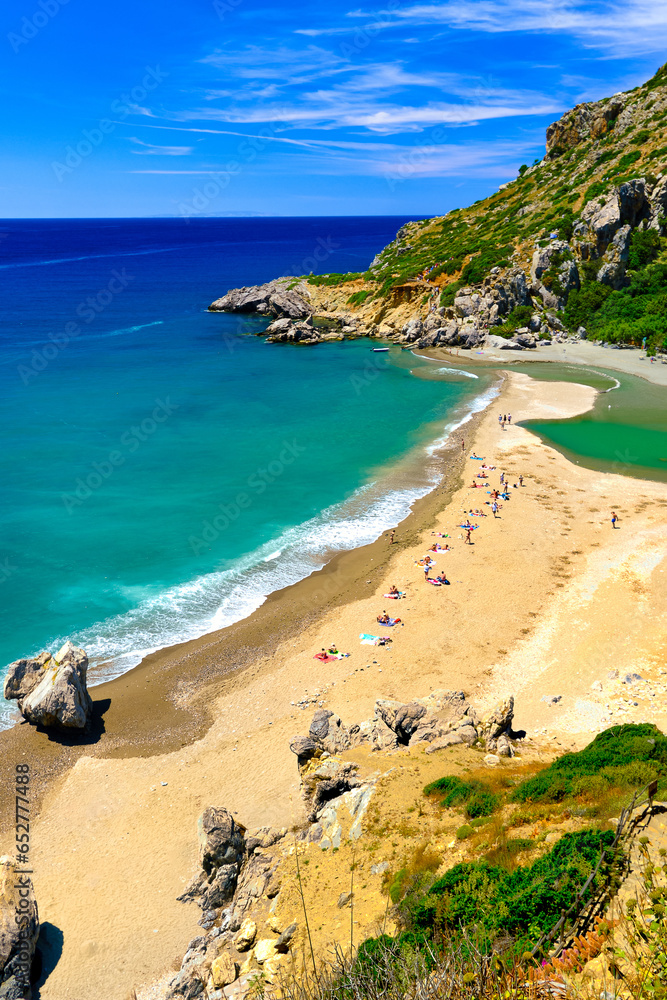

{"left": 347, "top": 0, "right": 667, "bottom": 57}
{"left": 175, "top": 49, "right": 564, "bottom": 134}
{"left": 128, "top": 138, "right": 193, "bottom": 155}
{"left": 125, "top": 130, "right": 543, "bottom": 181}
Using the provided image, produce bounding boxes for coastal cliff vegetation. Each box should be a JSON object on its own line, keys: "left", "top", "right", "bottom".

{"left": 211, "top": 63, "right": 667, "bottom": 354}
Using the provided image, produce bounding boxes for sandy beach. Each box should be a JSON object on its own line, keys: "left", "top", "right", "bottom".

{"left": 2, "top": 368, "right": 667, "bottom": 999}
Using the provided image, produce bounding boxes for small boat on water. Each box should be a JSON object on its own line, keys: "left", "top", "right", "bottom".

{"left": 372, "top": 347, "right": 389, "bottom": 352}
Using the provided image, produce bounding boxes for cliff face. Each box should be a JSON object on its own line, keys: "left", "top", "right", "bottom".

{"left": 210, "top": 64, "right": 667, "bottom": 352}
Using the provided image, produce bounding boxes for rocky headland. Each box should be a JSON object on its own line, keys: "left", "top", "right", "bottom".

{"left": 210, "top": 66, "right": 667, "bottom": 357}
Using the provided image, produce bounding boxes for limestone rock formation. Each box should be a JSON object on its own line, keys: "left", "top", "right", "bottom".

{"left": 168, "top": 808, "right": 288, "bottom": 999}
{"left": 3, "top": 641, "right": 93, "bottom": 730}
{"left": 195, "top": 808, "right": 247, "bottom": 912}
{"left": 209, "top": 278, "right": 312, "bottom": 319}
{"left": 0, "top": 856, "right": 39, "bottom": 1000}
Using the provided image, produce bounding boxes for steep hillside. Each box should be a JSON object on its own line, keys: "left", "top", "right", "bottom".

{"left": 212, "top": 63, "right": 667, "bottom": 354}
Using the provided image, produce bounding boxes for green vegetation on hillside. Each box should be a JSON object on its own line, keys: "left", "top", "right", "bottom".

{"left": 512, "top": 722, "right": 667, "bottom": 803}
{"left": 319, "top": 62, "right": 667, "bottom": 354}
{"left": 365, "top": 724, "right": 665, "bottom": 971}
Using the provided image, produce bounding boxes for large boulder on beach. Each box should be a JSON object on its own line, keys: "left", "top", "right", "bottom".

{"left": 0, "top": 856, "right": 39, "bottom": 1000}
{"left": 3, "top": 641, "right": 93, "bottom": 731}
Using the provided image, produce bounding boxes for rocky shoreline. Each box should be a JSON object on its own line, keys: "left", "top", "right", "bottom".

{"left": 209, "top": 175, "right": 667, "bottom": 354}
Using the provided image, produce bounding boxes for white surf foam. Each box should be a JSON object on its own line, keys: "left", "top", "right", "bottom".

{"left": 0, "top": 381, "right": 500, "bottom": 729}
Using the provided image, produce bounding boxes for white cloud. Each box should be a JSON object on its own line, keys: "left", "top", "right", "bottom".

{"left": 128, "top": 138, "right": 193, "bottom": 155}
{"left": 174, "top": 47, "right": 564, "bottom": 134}
{"left": 126, "top": 133, "right": 541, "bottom": 181}
{"left": 348, "top": 0, "right": 667, "bottom": 57}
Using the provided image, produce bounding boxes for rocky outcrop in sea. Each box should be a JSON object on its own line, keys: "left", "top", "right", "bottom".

{"left": 208, "top": 173, "right": 666, "bottom": 353}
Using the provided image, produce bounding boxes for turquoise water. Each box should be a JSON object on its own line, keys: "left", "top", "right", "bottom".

{"left": 0, "top": 219, "right": 494, "bottom": 727}
{"left": 519, "top": 367, "right": 667, "bottom": 482}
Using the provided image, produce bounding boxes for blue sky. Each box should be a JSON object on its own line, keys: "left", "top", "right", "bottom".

{"left": 2, "top": 0, "right": 667, "bottom": 217}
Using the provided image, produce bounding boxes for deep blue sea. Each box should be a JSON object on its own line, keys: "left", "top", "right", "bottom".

{"left": 0, "top": 217, "right": 496, "bottom": 728}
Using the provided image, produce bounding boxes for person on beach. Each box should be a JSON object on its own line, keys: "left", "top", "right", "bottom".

{"left": 465, "top": 528, "right": 472, "bottom": 544}
{"left": 498, "top": 414, "right": 503, "bottom": 427}
{"left": 388, "top": 584, "right": 399, "bottom": 595}
{"left": 519, "top": 475, "right": 524, "bottom": 487}
{"left": 611, "top": 511, "right": 619, "bottom": 529}
{"left": 508, "top": 414, "right": 512, "bottom": 424}
{"left": 377, "top": 611, "right": 390, "bottom": 624}
{"left": 435, "top": 573, "right": 450, "bottom": 585}
{"left": 389, "top": 530, "right": 395, "bottom": 544}
{"left": 424, "top": 565, "right": 430, "bottom": 581}
{"left": 492, "top": 501, "right": 498, "bottom": 517}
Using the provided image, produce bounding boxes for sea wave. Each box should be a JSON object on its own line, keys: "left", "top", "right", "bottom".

{"left": 0, "top": 246, "right": 198, "bottom": 270}
{"left": 0, "top": 381, "right": 499, "bottom": 730}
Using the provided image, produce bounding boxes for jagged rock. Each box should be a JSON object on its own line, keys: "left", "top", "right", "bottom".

{"left": 496, "top": 734, "right": 515, "bottom": 758}
{"left": 234, "top": 918, "right": 257, "bottom": 952}
{"left": 245, "top": 827, "right": 286, "bottom": 855}
{"left": 425, "top": 733, "right": 463, "bottom": 753}
{"left": 401, "top": 317, "right": 424, "bottom": 341}
{"left": 299, "top": 757, "right": 360, "bottom": 822}
{"left": 3, "top": 641, "right": 93, "bottom": 731}
{"left": 354, "top": 717, "right": 398, "bottom": 751}
{"left": 209, "top": 279, "right": 311, "bottom": 320}
{"left": 309, "top": 710, "right": 352, "bottom": 754}
{"left": 289, "top": 736, "right": 318, "bottom": 764}
{"left": 393, "top": 703, "right": 427, "bottom": 742}
{"left": 254, "top": 939, "right": 277, "bottom": 965}
{"left": 487, "top": 334, "right": 512, "bottom": 348}
{"left": 582, "top": 193, "right": 622, "bottom": 251}
{"left": 597, "top": 223, "right": 632, "bottom": 287}
{"left": 195, "top": 809, "right": 246, "bottom": 910}
{"left": 0, "top": 857, "right": 38, "bottom": 1000}
{"left": 167, "top": 936, "right": 208, "bottom": 998}
{"left": 264, "top": 317, "right": 293, "bottom": 335}
{"left": 210, "top": 953, "right": 237, "bottom": 988}
{"left": 480, "top": 697, "right": 515, "bottom": 750}
{"left": 198, "top": 808, "right": 246, "bottom": 877}
{"left": 276, "top": 921, "right": 297, "bottom": 953}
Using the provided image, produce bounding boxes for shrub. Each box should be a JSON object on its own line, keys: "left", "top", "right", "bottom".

{"left": 497, "top": 304, "right": 533, "bottom": 334}
{"left": 460, "top": 244, "right": 512, "bottom": 284}
{"left": 347, "top": 290, "right": 374, "bottom": 306}
{"left": 440, "top": 280, "right": 464, "bottom": 307}
{"left": 424, "top": 776, "right": 500, "bottom": 818}
{"left": 628, "top": 228, "right": 662, "bottom": 270}
{"left": 430, "top": 258, "right": 463, "bottom": 279}
{"left": 512, "top": 723, "right": 667, "bottom": 803}
{"left": 307, "top": 272, "right": 363, "bottom": 286}
{"left": 634, "top": 128, "right": 652, "bottom": 145}
{"left": 563, "top": 281, "right": 612, "bottom": 330}
{"left": 617, "top": 150, "right": 642, "bottom": 172}
{"left": 411, "top": 829, "right": 616, "bottom": 945}
{"left": 584, "top": 180, "right": 609, "bottom": 203}
{"left": 518, "top": 164, "right": 528, "bottom": 175}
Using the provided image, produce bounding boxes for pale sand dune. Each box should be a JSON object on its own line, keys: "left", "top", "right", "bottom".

{"left": 7, "top": 373, "right": 667, "bottom": 1000}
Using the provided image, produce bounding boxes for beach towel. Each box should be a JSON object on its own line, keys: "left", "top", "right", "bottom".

{"left": 427, "top": 579, "right": 442, "bottom": 586}
{"left": 313, "top": 654, "right": 338, "bottom": 662}
{"left": 360, "top": 634, "right": 391, "bottom": 646}
{"left": 378, "top": 618, "right": 401, "bottom": 627}
{"left": 383, "top": 592, "right": 404, "bottom": 599}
